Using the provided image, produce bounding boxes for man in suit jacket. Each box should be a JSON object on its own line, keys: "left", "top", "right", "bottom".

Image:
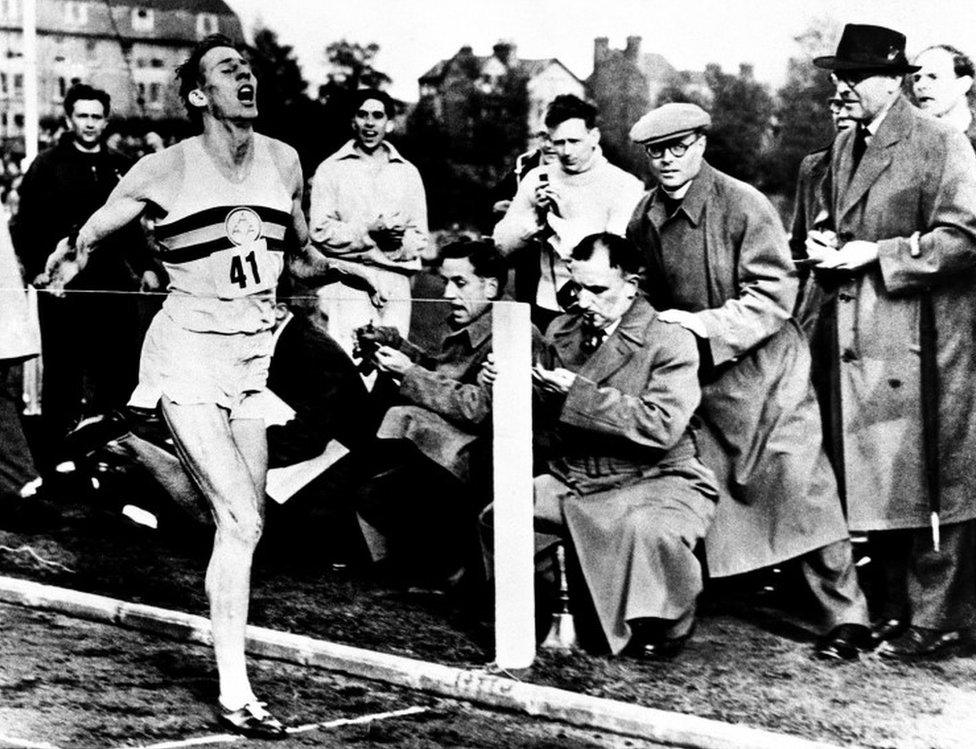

{"left": 808, "top": 24, "right": 976, "bottom": 659}
{"left": 532, "top": 232, "right": 718, "bottom": 659}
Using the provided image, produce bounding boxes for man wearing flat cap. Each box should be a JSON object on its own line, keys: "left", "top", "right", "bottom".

{"left": 805, "top": 24, "right": 976, "bottom": 659}
{"left": 626, "top": 101, "right": 872, "bottom": 661}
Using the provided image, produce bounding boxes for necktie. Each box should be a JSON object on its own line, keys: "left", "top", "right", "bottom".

{"left": 581, "top": 328, "right": 606, "bottom": 356}
{"left": 851, "top": 125, "right": 869, "bottom": 171}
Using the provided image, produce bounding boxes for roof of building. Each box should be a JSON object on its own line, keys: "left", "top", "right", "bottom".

{"left": 419, "top": 49, "right": 582, "bottom": 86}
{"left": 50, "top": 0, "right": 237, "bottom": 13}
{"left": 640, "top": 52, "right": 677, "bottom": 82}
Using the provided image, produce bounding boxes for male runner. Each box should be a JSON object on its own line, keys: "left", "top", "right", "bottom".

{"left": 38, "top": 35, "right": 379, "bottom": 738}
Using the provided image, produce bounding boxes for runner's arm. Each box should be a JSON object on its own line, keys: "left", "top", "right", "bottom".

{"left": 36, "top": 152, "right": 170, "bottom": 291}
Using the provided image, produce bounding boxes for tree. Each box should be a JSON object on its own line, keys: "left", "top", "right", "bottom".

{"left": 701, "top": 63, "right": 776, "bottom": 186}
{"left": 764, "top": 17, "right": 843, "bottom": 196}
{"left": 323, "top": 40, "right": 392, "bottom": 92}
{"left": 252, "top": 27, "right": 308, "bottom": 105}
{"left": 246, "top": 27, "right": 329, "bottom": 175}
{"left": 404, "top": 62, "right": 529, "bottom": 231}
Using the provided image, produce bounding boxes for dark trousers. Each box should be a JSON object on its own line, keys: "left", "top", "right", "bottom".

{"left": 0, "top": 361, "right": 39, "bottom": 498}
{"left": 38, "top": 292, "right": 141, "bottom": 446}
{"left": 356, "top": 439, "right": 488, "bottom": 582}
{"left": 869, "top": 521, "right": 976, "bottom": 631}
{"left": 799, "top": 538, "right": 870, "bottom": 633}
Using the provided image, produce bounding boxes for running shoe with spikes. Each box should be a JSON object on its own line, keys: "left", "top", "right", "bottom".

{"left": 217, "top": 700, "right": 287, "bottom": 740}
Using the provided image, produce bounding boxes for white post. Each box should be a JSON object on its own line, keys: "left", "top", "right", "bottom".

{"left": 491, "top": 300, "right": 535, "bottom": 669}
{"left": 23, "top": 0, "right": 39, "bottom": 165}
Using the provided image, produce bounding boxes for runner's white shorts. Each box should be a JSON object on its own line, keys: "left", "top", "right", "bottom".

{"left": 129, "top": 310, "right": 274, "bottom": 420}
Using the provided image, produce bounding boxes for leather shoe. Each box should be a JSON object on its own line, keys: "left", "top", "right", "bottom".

{"left": 870, "top": 617, "right": 908, "bottom": 648}
{"left": 876, "top": 626, "right": 965, "bottom": 661}
{"left": 813, "top": 623, "right": 873, "bottom": 661}
{"left": 624, "top": 623, "right": 695, "bottom": 661}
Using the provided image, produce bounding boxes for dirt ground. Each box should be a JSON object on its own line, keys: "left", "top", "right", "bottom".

{"left": 0, "top": 603, "right": 668, "bottom": 749}
{"left": 2, "top": 493, "right": 976, "bottom": 749}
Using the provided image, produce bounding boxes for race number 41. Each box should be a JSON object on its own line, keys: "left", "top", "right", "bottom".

{"left": 230, "top": 247, "right": 263, "bottom": 289}
{"left": 210, "top": 239, "right": 277, "bottom": 298}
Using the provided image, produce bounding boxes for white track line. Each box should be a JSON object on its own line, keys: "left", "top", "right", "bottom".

{"left": 287, "top": 705, "right": 429, "bottom": 734}
{"left": 0, "top": 735, "right": 63, "bottom": 749}
{"left": 117, "top": 705, "right": 430, "bottom": 749}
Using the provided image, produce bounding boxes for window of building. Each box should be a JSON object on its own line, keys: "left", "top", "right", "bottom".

{"left": 58, "top": 77, "right": 66, "bottom": 97}
{"left": 151, "top": 58, "right": 164, "bottom": 68}
{"left": 135, "top": 58, "right": 146, "bottom": 68}
{"left": 0, "top": 73, "right": 7, "bottom": 96}
{"left": 64, "top": 1, "right": 88, "bottom": 26}
{"left": 1, "top": 113, "right": 7, "bottom": 129}
{"left": 148, "top": 82, "right": 161, "bottom": 104}
{"left": 14, "top": 113, "right": 23, "bottom": 128}
{"left": 196, "top": 13, "right": 219, "bottom": 39}
{"left": 131, "top": 7, "right": 153, "bottom": 32}
{"left": 13, "top": 73, "right": 22, "bottom": 93}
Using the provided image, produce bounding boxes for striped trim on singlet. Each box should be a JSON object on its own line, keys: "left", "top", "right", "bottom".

{"left": 154, "top": 204, "right": 292, "bottom": 264}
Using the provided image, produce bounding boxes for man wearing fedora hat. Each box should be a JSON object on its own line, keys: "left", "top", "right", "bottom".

{"left": 806, "top": 23, "right": 976, "bottom": 660}
{"left": 626, "top": 101, "right": 872, "bottom": 662}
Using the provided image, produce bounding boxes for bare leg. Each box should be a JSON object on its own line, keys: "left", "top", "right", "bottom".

{"left": 159, "top": 397, "right": 266, "bottom": 710}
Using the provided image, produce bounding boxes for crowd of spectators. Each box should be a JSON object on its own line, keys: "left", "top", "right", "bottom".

{"left": 4, "top": 21, "right": 976, "bottom": 681}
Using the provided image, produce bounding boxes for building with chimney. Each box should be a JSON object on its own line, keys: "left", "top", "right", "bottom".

{"left": 588, "top": 35, "right": 695, "bottom": 176}
{"left": 418, "top": 41, "right": 585, "bottom": 139}
{"left": 0, "top": 0, "right": 243, "bottom": 146}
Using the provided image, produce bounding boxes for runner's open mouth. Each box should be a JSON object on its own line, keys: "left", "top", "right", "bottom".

{"left": 238, "top": 85, "right": 255, "bottom": 103}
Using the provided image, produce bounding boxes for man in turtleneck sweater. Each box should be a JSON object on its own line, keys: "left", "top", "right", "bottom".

{"left": 493, "top": 95, "right": 644, "bottom": 331}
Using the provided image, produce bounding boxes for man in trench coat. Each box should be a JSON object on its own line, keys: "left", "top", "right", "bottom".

{"left": 789, "top": 91, "right": 856, "bottom": 470}
{"left": 626, "top": 102, "right": 871, "bottom": 660}
{"left": 807, "top": 25, "right": 976, "bottom": 659}
{"left": 532, "top": 232, "right": 718, "bottom": 658}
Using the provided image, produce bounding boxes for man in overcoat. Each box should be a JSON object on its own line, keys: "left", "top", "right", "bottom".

{"left": 789, "top": 90, "right": 855, "bottom": 470}
{"left": 807, "top": 24, "right": 976, "bottom": 659}
{"left": 626, "top": 102, "right": 871, "bottom": 660}
{"left": 532, "top": 232, "right": 718, "bottom": 658}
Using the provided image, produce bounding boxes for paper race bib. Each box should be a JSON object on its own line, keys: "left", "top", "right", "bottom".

{"left": 209, "top": 238, "right": 279, "bottom": 299}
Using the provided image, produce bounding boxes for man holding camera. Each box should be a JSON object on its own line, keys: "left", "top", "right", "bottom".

{"left": 493, "top": 95, "right": 644, "bottom": 331}
{"left": 355, "top": 240, "right": 541, "bottom": 589}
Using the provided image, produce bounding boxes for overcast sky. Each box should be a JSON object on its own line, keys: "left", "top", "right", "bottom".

{"left": 224, "top": 0, "right": 976, "bottom": 101}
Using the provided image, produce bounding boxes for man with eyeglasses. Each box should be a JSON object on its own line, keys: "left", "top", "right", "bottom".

{"left": 807, "top": 24, "right": 976, "bottom": 660}
{"left": 626, "top": 102, "right": 872, "bottom": 662}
